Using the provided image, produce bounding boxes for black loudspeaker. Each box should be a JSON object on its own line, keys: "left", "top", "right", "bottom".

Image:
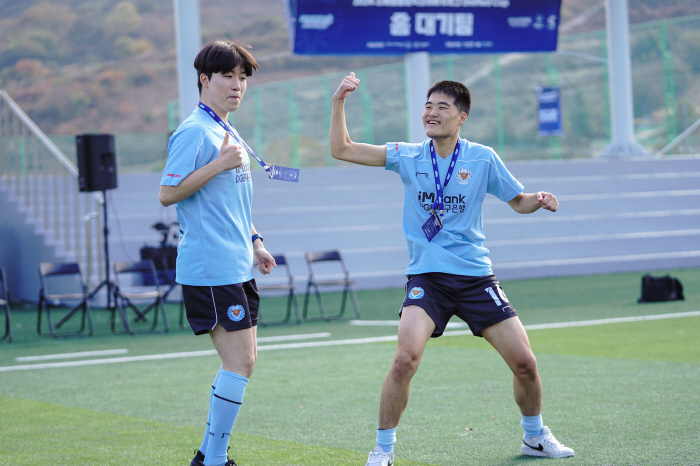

{"left": 76, "top": 134, "right": 117, "bottom": 192}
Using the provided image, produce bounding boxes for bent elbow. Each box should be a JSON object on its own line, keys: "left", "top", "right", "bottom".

{"left": 159, "top": 190, "right": 174, "bottom": 207}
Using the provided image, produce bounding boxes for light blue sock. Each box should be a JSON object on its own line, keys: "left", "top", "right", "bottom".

{"left": 203, "top": 371, "right": 248, "bottom": 466}
{"left": 376, "top": 427, "right": 397, "bottom": 452}
{"left": 521, "top": 414, "right": 543, "bottom": 439}
{"left": 199, "top": 366, "right": 223, "bottom": 455}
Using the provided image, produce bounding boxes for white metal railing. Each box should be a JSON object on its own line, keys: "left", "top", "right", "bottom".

{"left": 655, "top": 116, "right": 700, "bottom": 158}
{"left": 0, "top": 90, "right": 104, "bottom": 288}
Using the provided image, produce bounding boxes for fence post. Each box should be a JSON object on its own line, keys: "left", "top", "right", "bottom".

{"left": 660, "top": 21, "right": 677, "bottom": 144}
{"left": 322, "top": 76, "right": 333, "bottom": 166}
{"left": 286, "top": 82, "right": 300, "bottom": 168}
{"left": 493, "top": 55, "right": 505, "bottom": 157}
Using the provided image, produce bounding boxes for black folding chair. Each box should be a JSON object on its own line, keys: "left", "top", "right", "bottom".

{"left": 37, "top": 262, "right": 93, "bottom": 338}
{"left": 0, "top": 267, "right": 12, "bottom": 343}
{"left": 112, "top": 260, "right": 169, "bottom": 334}
{"left": 302, "top": 250, "right": 361, "bottom": 321}
{"left": 255, "top": 254, "right": 301, "bottom": 326}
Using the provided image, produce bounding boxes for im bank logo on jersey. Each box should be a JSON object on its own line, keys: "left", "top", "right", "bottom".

{"left": 408, "top": 287, "right": 425, "bottom": 299}
{"left": 456, "top": 168, "right": 472, "bottom": 185}
{"left": 227, "top": 305, "right": 245, "bottom": 322}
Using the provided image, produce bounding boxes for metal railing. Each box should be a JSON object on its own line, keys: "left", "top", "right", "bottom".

{"left": 0, "top": 90, "right": 104, "bottom": 288}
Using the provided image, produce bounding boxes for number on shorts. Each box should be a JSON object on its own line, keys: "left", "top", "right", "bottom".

{"left": 485, "top": 286, "right": 509, "bottom": 306}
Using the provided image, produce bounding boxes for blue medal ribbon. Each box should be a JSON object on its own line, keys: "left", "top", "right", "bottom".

{"left": 198, "top": 102, "right": 270, "bottom": 172}
{"left": 429, "top": 139, "right": 461, "bottom": 217}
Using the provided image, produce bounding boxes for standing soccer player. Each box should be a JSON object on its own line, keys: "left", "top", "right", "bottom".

{"left": 330, "top": 73, "right": 575, "bottom": 465}
{"left": 159, "top": 40, "right": 276, "bottom": 466}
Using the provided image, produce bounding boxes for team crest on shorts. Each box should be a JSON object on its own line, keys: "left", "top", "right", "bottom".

{"left": 456, "top": 168, "right": 472, "bottom": 185}
{"left": 408, "top": 287, "right": 425, "bottom": 299}
{"left": 227, "top": 305, "right": 245, "bottom": 322}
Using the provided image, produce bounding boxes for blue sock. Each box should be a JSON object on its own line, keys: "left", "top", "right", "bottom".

{"left": 199, "top": 366, "right": 223, "bottom": 455}
{"left": 203, "top": 371, "right": 248, "bottom": 466}
{"left": 521, "top": 414, "right": 543, "bottom": 439}
{"left": 376, "top": 427, "right": 397, "bottom": 452}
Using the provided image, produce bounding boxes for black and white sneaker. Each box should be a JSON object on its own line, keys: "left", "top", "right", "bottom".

{"left": 521, "top": 426, "right": 575, "bottom": 458}
{"left": 190, "top": 448, "right": 238, "bottom": 466}
{"left": 190, "top": 449, "right": 205, "bottom": 466}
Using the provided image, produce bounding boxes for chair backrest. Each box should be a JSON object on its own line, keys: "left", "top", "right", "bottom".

{"left": 38, "top": 262, "right": 85, "bottom": 296}
{"left": 39, "top": 262, "right": 81, "bottom": 277}
{"left": 304, "top": 250, "right": 349, "bottom": 279}
{"left": 114, "top": 260, "right": 160, "bottom": 290}
{"left": 306, "top": 250, "right": 342, "bottom": 263}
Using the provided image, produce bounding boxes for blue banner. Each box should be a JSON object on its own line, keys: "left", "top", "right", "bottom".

{"left": 287, "top": 0, "right": 562, "bottom": 55}
{"left": 537, "top": 86, "right": 562, "bottom": 137}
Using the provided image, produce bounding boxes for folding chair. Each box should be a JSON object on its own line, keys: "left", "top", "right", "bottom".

{"left": 255, "top": 254, "right": 301, "bottom": 326}
{"left": 302, "top": 250, "right": 361, "bottom": 321}
{"left": 112, "top": 259, "right": 169, "bottom": 334}
{"left": 37, "top": 262, "right": 93, "bottom": 338}
{"left": 0, "top": 267, "right": 12, "bottom": 343}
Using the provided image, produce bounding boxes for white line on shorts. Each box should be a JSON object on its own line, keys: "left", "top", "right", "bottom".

{"left": 1, "top": 312, "right": 697, "bottom": 373}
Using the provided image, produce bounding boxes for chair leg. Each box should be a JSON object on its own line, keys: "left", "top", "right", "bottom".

{"left": 179, "top": 299, "right": 188, "bottom": 330}
{"left": 1, "top": 303, "right": 11, "bottom": 343}
{"left": 290, "top": 291, "right": 301, "bottom": 325}
{"left": 348, "top": 285, "right": 361, "bottom": 319}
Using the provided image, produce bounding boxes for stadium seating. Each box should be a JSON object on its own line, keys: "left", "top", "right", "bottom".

{"left": 37, "top": 262, "right": 93, "bottom": 338}
{"left": 302, "top": 250, "right": 361, "bottom": 321}
{"left": 255, "top": 254, "right": 301, "bottom": 326}
{"left": 112, "top": 259, "right": 169, "bottom": 334}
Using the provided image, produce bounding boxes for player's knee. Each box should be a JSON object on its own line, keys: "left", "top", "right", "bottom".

{"left": 390, "top": 349, "right": 421, "bottom": 379}
{"left": 512, "top": 354, "right": 538, "bottom": 381}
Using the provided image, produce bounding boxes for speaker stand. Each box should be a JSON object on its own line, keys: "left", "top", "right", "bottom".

{"left": 86, "top": 191, "right": 146, "bottom": 321}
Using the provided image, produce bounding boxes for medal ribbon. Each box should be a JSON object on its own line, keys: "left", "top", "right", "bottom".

{"left": 198, "top": 102, "right": 270, "bottom": 173}
{"left": 429, "top": 140, "right": 461, "bottom": 217}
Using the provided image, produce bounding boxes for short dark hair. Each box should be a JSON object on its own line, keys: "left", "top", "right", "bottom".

{"left": 426, "top": 80, "right": 471, "bottom": 116}
{"left": 194, "top": 40, "right": 260, "bottom": 94}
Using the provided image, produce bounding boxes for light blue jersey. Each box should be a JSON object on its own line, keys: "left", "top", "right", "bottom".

{"left": 385, "top": 139, "right": 523, "bottom": 277}
{"left": 161, "top": 107, "right": 254, "bottom": 286}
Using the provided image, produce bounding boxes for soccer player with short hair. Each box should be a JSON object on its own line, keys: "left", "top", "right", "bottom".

{"left": 159, "top": 39, "right": 276, "bottom": 466}
{"left": 329, "top": 73, "right": 575, "bottom": 465}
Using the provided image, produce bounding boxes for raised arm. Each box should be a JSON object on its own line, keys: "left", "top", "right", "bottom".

{"left": 507, "top": 192, "right": 558, "bottom": 214}
{"left": 330, "top": 73, "right": 387, "bottom": 167}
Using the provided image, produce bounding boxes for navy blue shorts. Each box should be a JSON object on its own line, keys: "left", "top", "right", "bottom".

{"left": 401, "top": 273, "right": 517, "bottom": 338}
{"left": 181, "top": 280, "right": 259, "bottom": 335}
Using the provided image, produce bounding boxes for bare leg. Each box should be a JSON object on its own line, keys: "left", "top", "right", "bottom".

{"left": 481, "top": 316, "right": 541, "bottom": 416}
{"left": 209, "top": 324, "right": 257, "bottom": 378}
{"left": 378, "top": 305, "right": 435, "bottom": 429}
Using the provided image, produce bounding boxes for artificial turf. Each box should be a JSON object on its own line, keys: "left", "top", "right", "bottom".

{"left": 0, "top": 268, "right": 698, "bottom": 465}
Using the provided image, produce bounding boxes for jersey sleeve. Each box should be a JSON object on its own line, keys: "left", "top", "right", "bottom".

{"left": 160, "top": 126, "right": 203, "bottom": 187}
{"left": 486, "top": 149, "right": 524, "bottom": 202}
{"left": 385, "top": 142, "right": 402, "bottom": 173}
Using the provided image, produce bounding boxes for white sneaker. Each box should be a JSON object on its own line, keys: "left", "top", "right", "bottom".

{"left": 365, "top": 446, "right": 394, "bottom": 466}
{"left": 521, "top": 426, "right": 575, "bottom": 458}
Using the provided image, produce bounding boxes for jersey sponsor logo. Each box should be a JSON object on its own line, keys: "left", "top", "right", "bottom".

{"left": 166, "top": 173, "right": 182, "bottom": 178}
{"left": 417, "top": 191, "right": 466, "bottom": 213}
{"left": 227, "top": 304, "right": 245, "bottom": 322}
{"left": 395, "top": 142, "right": 400, "bottom": 152}
{"left": 235, "top": 163, "right": 251, "bottom": 183}
{"left": 408, "top": 286, "right": 425, "bottom": 299}
{"left": 456, "top": 168, "right": 472, "bottom": 185}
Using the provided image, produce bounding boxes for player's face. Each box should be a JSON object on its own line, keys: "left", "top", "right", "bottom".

{"left": 200, "top": 66, "right": 247, "bottom": 118}
{"left": 422, "top": 92, "right": 467, "bottom": 139}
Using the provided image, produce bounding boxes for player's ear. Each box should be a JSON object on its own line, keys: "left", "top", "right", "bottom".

{"left": 200, "top": 73, "right": 209, "bottom": 88}
{"left": 460, "top": 112, "right": 468, "bottom": 125}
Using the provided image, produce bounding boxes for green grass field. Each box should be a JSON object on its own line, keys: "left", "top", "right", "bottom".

{"left": 1, "top": 268, "right": 699, "bottom": 466}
